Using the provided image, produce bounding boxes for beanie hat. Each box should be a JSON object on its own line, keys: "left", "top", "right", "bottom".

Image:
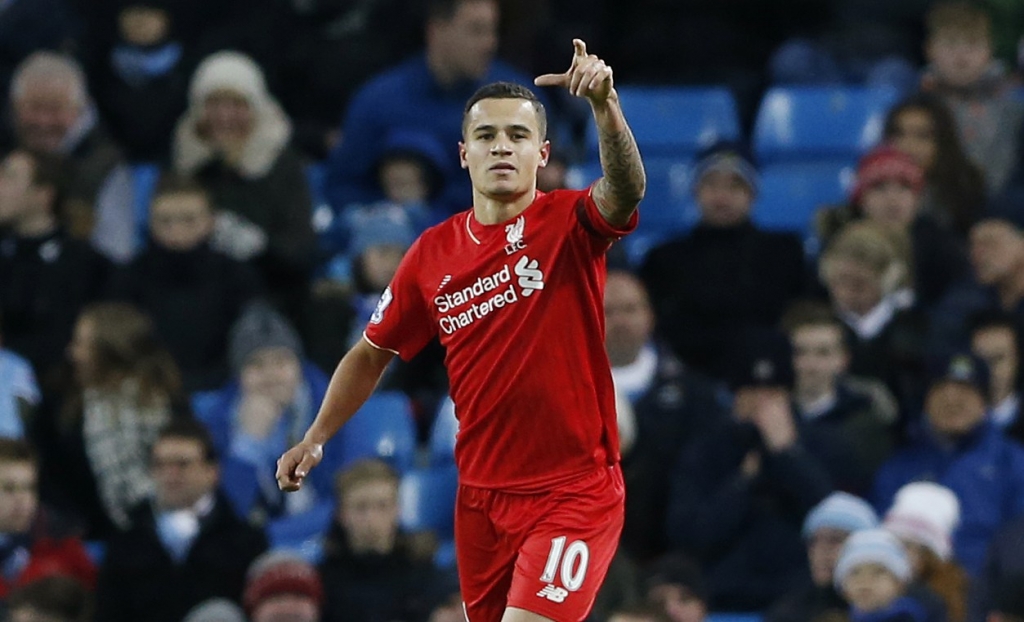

{"left": 724, "top": 328, "right": 794, "bottom": 391}
{"left": 243, "top": 550, "right": 323, "bottom": 615}
{"left": 834, "top": 528, "right": 911, "bottom": 589}
{"left": 883, "top": 482, "right": 960, "bottom": 561}
{"left": 349, "top": 206, "right": 416, "bottom": 258}
{"left": 189, "top": 51, "right": 269, "bottom": 110}
{"left": 228, "top": 301, "right": 304, "bottom": 375}
{"left": 181, "top": 598, "right": 247, "bottom": 622}
{"left": 803, "top": 492, "right": 880, "bottom": 538}
{"left": 852, "top": 145, "right": 924, "bottom": 205}
{"left": 926, "top": 351, "right": 990, "bottom": 403}
{"left": 691, "top": 140, "right": 759, "bottom": 196}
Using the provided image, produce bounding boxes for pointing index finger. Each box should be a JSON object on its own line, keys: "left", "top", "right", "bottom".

{"left": 573, "top": 39, "right": 587, "bottom": 58}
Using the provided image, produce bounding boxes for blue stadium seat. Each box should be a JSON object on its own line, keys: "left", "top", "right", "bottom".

{"left": 266, "top": 500, "right": 334, "bottom": 564}
{"left": 130, "top": 162, "right": 161, "bottom": 239}
{"left": 754, "top": 160, "right": 855, "bottom": 235}
{"left": 586, "top": 86, "right": 741, "bottom": 158}
{"left": 707, "top": 613, "right": 763, "bottom": 622}
{"left": 752, "top": 86, "right": 900, "bottom": 164}
{"left": 399, "top": 465, "right": 458, "bottom": 537}
{"left": 429, "top": 396, "right": 458, "bottom": 467}
{"left": 338, "top": 390, "right": 417, "bottom": 473}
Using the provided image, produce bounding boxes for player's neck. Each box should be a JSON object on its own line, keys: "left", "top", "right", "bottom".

{"left": 472, "top": 189, "right": 537, "bottom": 225}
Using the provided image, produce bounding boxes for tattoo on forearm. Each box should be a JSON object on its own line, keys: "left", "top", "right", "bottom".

{"left": 596, "top": 125, "right": 645, "bottom": 215}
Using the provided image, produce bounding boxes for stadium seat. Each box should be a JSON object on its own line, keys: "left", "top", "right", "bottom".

{"left": 586, "top": 86, "right": 741, "bottom": 159}
{"left": 754, "top": 160, "right": 855, "bottom": 235}
{"left": 398, "top": 464, "right": 459, "bottom": 537}
{"left": 429, "top": 396, "right": 458, "bottom": 466}
{"left": 266, "top": 500, "right": 334, "bottom": 564}
{"left": 338, "top": 390, "right": 417, "bottom": 473}
{"left": 130, "top": 162, "right": 161, "bottom": 239}
{"left": 752, "top": 86, "right": 900, "bottom": 164}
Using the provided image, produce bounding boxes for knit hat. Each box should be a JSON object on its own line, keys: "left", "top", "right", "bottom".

{"left": 228, "top": 301, "right": 304, "bottom": 375}
{"left": 691, "top": 140, "right": 759, "bottom": 195}
{"left": 883, "top": 482, "right": 960, "bottom": 561}
{"left": 243, "top": 550, "right": 323, "bottom": 615}
{"left": 181, "top": 598, "right": 247, "bottom": 622}
{"left": 189, "top": 51, "right": 269, "bottom": 110}
{"left": 349, "top": 206, "right": 417, "bottom": 257}
{"left": 724, "top": 328, "right": 795, "bottom": 391}
{"left": 803, "top": 492, "right": 880, "bottom": 538}
{"left": 926, "top": 351, "right": 990, "bottom": 402}
{"left": 851, "top": 145, "right": 924, "bottom": 205}
{"left": 834, "top": 528, "right": 911, "bottom": 589}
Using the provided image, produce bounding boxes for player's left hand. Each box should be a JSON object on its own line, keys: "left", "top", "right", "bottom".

{"left": 534, "top": 39, "right": 614, "bottom": 104}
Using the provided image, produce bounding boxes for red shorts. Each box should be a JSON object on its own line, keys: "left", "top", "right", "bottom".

{"left": 454, "top": 465, "right": 625, "bottom": 622}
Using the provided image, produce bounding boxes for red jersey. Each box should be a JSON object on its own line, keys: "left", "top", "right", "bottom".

{"left": 364, "top": 188, "right": 637, "bottom": 490}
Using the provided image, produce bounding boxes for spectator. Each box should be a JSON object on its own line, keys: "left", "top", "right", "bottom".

{"left": 642, "top": 554, "right": 708, "bottom": 622}
{"left": 882, "top": 93, "right": 987, "bottom": 237}
{"left": 181, "top": 598, "right": 247, "bottom": 622}
{"left": 172, "top": 50, "right": 315, "bottom": 316}
{"left": 604, "top": 269, "right": 728, "bottom": 562}
{"left": 2, "top": 52, "right": 136, "bottom": 262}
{"left": 94, "top": 419, "right": 267, "bottom": 622}
{"left": 108, "top": 173, "right": 262, "bottom": 392}
{"left": 34, "top": 302, "right": 185, "bottom": 539}
{"left": 319, "top": 459, "right": 440, "bottom": 622}
{"left": 969, "top": 312, "right": 1023, "bottom": 442}
{"left": 88, "top": 2, "right": 190, "bottom": 161}
{"left": 970, "top": 518, "right": 1024, "bottom": 622}
{"left": 782, "top": 300, "right": 899, "bottom": 495}
{"left": 608, "top": 604, "right": 674, "bottom": 622}
{"left": 640, "top": 141, "right": 805, "bottom": 379}
{"left": 768, "top": 492, "right": 880, "bottom": 622}
{"left": 0, "top": 438, "right": 95, "bottom": 603}
{"left": 0, "top": 0, "right": 79, "bottom": 107}
{"left": 323, "top": 0, "right": 550, "bottom": 217}
{"left": 194, "top": 301, "right": 336, "bottom": 531}
{"left": 920, "top": 1, "right": 1024, "bottom": 196}
{"left": 872, "top": 351, "right": 1024, "bottom": 576}
{"left": 883, "top": 482, "right": 969, "bottom": 622}
{"left": 368, "top": 129, "right": 449, "bottom": 230}
{"left": 817, "top": 144, "right": 969, "bottom": 308}
{"left": 834, "top": 529, "right": 935, "bottom": 622}
{"left": 0, "top": 148, "right": 109, "bottom": 383}
{"left": 5, "top": 576, "right": 91, "bottom": 622}
{"left": 0, "top": 314, "right": 39, "bottom": 439}
{"left": 818, "top": 222, "right": 929, "bottom": 421}
{"left": 665, "top": 328, "right": 833, "bottom": 610}
{"left": 243, "top": 550, "right": 323, "bottom": 622}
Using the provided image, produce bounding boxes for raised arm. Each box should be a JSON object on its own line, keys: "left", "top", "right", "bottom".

{"left": 275, "top": 337, "right": 394, "bottom": 491}
{"left": 536, "top": 39, "right": 646, "bottom": 226}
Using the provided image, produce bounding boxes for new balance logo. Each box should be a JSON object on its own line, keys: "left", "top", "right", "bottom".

{"left": 504, "top": 216, "right": 527, "bottom": 255}
{"left": 536, "top": 584, "right": 568, "bottom": 603}
{"left": 514, "top": 256, "right": 544, "bottom": 296}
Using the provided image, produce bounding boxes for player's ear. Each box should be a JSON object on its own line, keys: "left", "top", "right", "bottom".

{"left": 538, "top": 140, "right": 551, "bottom": 168}
{"left": 459, "top": 141, "right": 469, "bottom": 169}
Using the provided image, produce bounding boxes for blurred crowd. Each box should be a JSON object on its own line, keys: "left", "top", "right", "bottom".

{"left": 4, "top": 0, "right": 1024, "bottom": 621}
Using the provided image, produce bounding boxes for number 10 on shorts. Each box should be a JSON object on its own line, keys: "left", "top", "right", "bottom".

{"left": 540, "top": 536, "right": 590, "bottom": 591}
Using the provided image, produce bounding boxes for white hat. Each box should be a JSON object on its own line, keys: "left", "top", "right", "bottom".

{"left": 834, "top": 528, "right": 911, "bottom": 588}
{"left": 883, "top": 482, "right": 960, "bottom": 561}
{"left": 189, "top": 51, "right": 269, "bottom": 110}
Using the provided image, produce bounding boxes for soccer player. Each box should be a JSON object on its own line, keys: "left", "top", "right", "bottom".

{"left": 277, "top": 39, "right": 645, "bottom": 622}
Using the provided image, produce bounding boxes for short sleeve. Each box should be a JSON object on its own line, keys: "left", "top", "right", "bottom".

{"left": 363, "top": 240, "right": 438, "bottom": 362}
{"left": 574, "top": 184, "right": 639, "bottom": 242}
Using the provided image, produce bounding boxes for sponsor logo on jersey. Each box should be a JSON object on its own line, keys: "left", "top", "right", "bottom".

{"left": 536, "top": 584, "right": 568, "bottom": 603}
{"left": 435, "top": 256, "right": 545, "bottom": 335}
{"left": 437, "top": 274, "right": 452, "bottom": 291}
{"left": 504, "top": 216, "right": 527, "bottom": 255}
{"left": 369, "top": 286, "right": 392, "bottom": 324}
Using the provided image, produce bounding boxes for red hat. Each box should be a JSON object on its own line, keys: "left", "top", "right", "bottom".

{"left": 852, "top": 145, "right": 924, "bottom": 205}
{"left": 242, "top": 551, "right": 323, "bottom": 615}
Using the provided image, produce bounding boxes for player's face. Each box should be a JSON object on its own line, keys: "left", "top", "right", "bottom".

{"left": 460, "top": 98, "right": 549, "bottom": 201}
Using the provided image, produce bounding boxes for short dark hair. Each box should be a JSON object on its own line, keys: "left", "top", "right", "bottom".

{"left": 781, "top": 299, "right": 845, "bottom": 337}
{"left": 155, "top": 418, "right": 218, "bottom": 463}
{"left": 8, "top": 576, "right": 91, "bottom": 622}
{"left": 0, "top": 437, "right": 37, "bottom": 468}
{"left": 462, "top": 81, "right": 547, "bottom": 140}
{"left": 428, "top": 0, "right": 489, "bottom": 21}
{"left": 152, "top": 171, "right": 211, "bottom": 207}
{"left": 969, "top": 310, "right": 1019, "bottom": 339}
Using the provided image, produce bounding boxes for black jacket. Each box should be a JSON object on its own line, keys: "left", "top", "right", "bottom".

{"left": 94, "top": 493, "right": 267, "bottom": 622}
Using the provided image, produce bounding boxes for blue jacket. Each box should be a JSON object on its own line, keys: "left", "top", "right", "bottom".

{"left": 194, "top": 362, "right": 339, "bottom": 526}
{"left": 872, "top": 420, "right": 1024, "bottom": 576}
{"left": 324, "top": 53, "right": 548, "bottom": 216}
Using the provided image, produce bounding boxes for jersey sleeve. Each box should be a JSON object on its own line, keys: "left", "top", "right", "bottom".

{"left": 363, "top": 239, "right": 437, "bottom": 362}
{"left": 574, "top": 184, "right": 639, "bottom": 243}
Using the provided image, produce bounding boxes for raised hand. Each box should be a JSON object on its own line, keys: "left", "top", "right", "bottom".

{"left": 534, "top": 39, "right": 614, "bottom": 104}
{"left": 276, "top": 440, "right": 324, "bottom": 492}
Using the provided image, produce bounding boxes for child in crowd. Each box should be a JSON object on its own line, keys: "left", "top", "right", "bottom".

{"left": 834, "top": 529, "right": 935, "bottom": 622}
